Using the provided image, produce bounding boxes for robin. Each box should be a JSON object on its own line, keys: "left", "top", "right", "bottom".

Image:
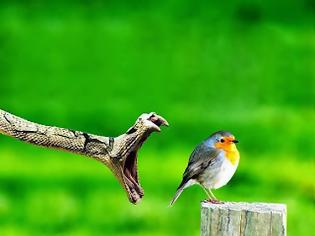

{"left": 170, "top": 131, "right": 239, "bottom": 205}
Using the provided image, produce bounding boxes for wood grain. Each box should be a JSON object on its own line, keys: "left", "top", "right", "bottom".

{"left": 201, "top": 202, "right": 286, "bottom": 236}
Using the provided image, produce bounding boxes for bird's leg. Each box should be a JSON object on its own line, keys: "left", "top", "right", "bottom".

{"left": 202, "top": 186, "right": 213, "bottom": 200}
{"left": 208, "top": 189, "right": 217, "bottom": 200}
{"left": 204, "top": 188, "right": 223, "bottom": 204}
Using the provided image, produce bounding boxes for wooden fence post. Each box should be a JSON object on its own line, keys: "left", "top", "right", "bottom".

{"left": 201, "top": 202, "right": 286, "bottom": 236}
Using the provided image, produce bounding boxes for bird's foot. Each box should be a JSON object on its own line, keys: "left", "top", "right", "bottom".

{"left": 205, "top": 199, "right": 224, "bottom": 204}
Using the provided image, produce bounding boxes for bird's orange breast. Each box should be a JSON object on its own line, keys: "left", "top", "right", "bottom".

{"left": 225, "top": 149, "right": 240, "bottom": 165}
{"left": 214, "top": 142, "right": 240, "bottom": 165}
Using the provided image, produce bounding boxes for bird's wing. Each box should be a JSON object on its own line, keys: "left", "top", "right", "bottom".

{"left": 181, "top": 142, "right": 219, "bottom": 183}
{"left": 170, "top": 143, "right": 219, "bottom": 204}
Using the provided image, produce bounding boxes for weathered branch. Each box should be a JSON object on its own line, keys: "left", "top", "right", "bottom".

{"left": 0, "top": 108, "right": 168, "bottom": 204}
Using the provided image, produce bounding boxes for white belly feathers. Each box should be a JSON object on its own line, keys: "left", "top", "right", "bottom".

{"left": 198, "top": 152, "right": 238, "bottom": 189}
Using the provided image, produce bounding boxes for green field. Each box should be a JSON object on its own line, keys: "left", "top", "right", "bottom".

{"left": 0, "top": 0, "right": 314, "bottom": 235}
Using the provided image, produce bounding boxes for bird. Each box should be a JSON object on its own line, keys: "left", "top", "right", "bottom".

{"left": 170, "top": 131, "right": 239, "bottom": 205}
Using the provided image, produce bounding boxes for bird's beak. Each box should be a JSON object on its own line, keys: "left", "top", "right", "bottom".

{"left": 232, "top": 140, "right": 239, "bottom": 143}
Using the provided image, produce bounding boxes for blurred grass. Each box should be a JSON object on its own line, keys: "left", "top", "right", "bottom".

{"left": 0, "top": 148, "right": 314, "bottom": 236}
{"left": 0, "top": 0, "right": 314, "bottom": 235}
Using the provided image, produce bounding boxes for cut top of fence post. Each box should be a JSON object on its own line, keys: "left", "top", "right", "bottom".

{"left": 201, "top": 202, "right": 286, "bottom": 236}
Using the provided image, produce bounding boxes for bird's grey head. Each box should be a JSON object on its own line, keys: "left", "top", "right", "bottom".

{"left": 204, "top": 130, "right": 239, "bottom": 147}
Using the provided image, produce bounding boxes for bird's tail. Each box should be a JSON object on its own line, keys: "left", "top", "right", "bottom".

{"left": 169, "top": 181, "right": 187, "bottom": 207}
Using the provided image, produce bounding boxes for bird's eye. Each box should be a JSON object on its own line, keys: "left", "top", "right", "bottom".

{"left": 220, "top": 138, "right": 225, "bottom": 143}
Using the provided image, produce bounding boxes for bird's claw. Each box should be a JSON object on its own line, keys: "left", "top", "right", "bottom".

{"left": 205, "top": 199, "right": 224, "bottom": 204}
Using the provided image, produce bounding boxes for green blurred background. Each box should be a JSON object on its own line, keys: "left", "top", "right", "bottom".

{"left": 0, "top": 0, "right": 314, "bottom": 235}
